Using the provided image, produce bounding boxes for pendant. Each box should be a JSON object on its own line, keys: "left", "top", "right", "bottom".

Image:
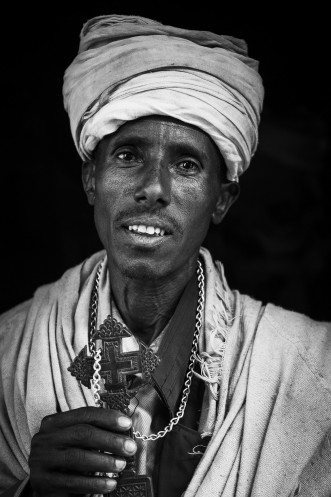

{"left": 68, "top": 316, "right": 159, "bottom": 411}
{"left": 113, "top": 474, "right": 154, "bottom": 497}
{"left": 68, "top": 315, "right": 159, "bottom": 496}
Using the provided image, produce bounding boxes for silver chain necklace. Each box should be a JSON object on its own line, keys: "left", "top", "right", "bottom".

{"left": 89, "top": 259, "right": 205, "bottom": 441}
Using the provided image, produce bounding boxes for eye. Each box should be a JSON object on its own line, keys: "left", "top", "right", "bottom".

{"left": 176, "top": 160, "right": 200, "bottom": 174}
{"left": 117, "top": 151, "right": 137, "bottom": 162}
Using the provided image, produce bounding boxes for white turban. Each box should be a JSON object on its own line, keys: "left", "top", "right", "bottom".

{"left": 63, "top": 15, "right": 264, "bottom": 181}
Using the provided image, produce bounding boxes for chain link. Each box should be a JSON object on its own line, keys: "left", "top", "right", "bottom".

{"left": 133, "top": 260, "right": 205, "bottom": 441}
{"left": 89, "top": 258, "right": 205, "bottom": 442}
{"left": 89, "top": 262, "right": 103, "bottom": 356}
{"left": 91, "top": 348, "right": 103, "bottom": 407}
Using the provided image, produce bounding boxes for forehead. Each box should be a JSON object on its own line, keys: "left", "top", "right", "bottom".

{"left": 101, "top": 115, "right": 220, "bottom": 159}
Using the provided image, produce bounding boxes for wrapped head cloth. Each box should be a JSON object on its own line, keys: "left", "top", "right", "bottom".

{"left": 63, "top": 15, "right": 264, "bottom": 181}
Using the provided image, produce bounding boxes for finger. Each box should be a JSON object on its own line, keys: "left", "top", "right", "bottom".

{"left": 32, "top": 424, "right": 137, "bottom": 458}
{"left": 67, "top": 424, "right": 137, "bottom": 457}
{"left": 49, "top": 448, "right": 127, "bottom": 474}
{"left": 34, "top": 471, "right": 118, "bottom": 495}
{"left": 40, "top": 406, "right": 131, "bottom": 433}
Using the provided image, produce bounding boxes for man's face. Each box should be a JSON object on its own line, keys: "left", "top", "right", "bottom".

{"left": 84, "top": 116, "right": 237, "bottom": 280}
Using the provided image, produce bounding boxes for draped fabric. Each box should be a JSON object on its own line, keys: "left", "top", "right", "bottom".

{"left": 63, "top": 15, "right": 264, "bottom": 181}
{"left": 0, "top": 248, "right": 330, "bottom": 496}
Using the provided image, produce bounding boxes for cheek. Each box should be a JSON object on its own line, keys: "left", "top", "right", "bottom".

{"left": 95, "top": 167, "right": 129, "bottom": 207}
{"left": 176, "top": 182, "right": 217, "bottom": 237}
{"left": 93, "top": 172, "right": 119, "bottom": 242}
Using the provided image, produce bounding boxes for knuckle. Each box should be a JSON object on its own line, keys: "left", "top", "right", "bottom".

{"left": 108, "top": 433, "right": 125, "bottom": 452}
{"left": 63, "top": 447, "right": 86, "bottom": 468}
{"left": 63, "top": 475, "right": 75, "bottom": 491}
{"left": 29, "top": 436, "right": 49, "bottom": 470}
{"left": 30, "top": 432, "right": 50, "bottom": 458}
{"left": 106, "top": 432, "right": 118, "bottom": 448}
{"left": 71, "top": 423, "right": 93, "bottom": 443}
{"left": 78, "top": 405, "right": 99, "bottom": 423}
{"left": 30, "top": 433, "right": 39, "bottom": 451}
{"left": 77, "top": 405, "right": 91, "bottom": 420}
{"left": 40, "top": 413, "right": 55, "bottom": 430}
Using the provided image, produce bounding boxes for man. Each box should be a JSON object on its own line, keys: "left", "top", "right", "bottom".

{"left": 0, "top": 14, "right": 330, "bottom": 497}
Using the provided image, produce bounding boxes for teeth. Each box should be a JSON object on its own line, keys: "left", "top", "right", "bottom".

{"left": 127, "top": 225, "right": 166, "bottom": 236}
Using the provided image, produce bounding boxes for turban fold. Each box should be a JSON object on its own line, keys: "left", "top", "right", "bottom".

{"left": 63, "top": 15, "right": 264, "bottom": 181}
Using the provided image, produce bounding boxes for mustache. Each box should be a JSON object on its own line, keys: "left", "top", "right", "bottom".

{"left": 114, "top": 207, "right": 182, "bottom": 234}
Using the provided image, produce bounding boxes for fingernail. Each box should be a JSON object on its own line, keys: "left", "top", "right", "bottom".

{"left": 118, "top": 416, "right": 131, "bottom": 429}
{"left": 124, "top": 439, "right": 137, "bottom": 453}
{"left": 105, "top": 479, "right": 117, "bottom": 491}
{"left": 115, "top": 458, "right": 126, "bottom": 471}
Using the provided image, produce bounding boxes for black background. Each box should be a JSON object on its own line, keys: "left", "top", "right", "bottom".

{"left": 2, "top": 4, "right": 330, "bottom": 320}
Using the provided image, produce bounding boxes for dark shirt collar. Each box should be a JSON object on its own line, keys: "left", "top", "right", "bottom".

{"left": 152, "top": 269, "right": 199, "bottom": 416}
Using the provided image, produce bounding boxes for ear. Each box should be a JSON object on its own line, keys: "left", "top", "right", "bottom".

{"left": 211, "top": 182, "right": 240, "bottom": 225}
{"left": 81, "top": 161, "right": 96, "bottom": 206}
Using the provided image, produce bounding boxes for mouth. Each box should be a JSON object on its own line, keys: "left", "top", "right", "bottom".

{"left": 121, "top": 217, "right": 172, "bottom": 238}
{"left": 120, "top": 220, "right": 172, "bottom": 247}
{"left": 126, "top": 224, "right": 166, "bottom": 237}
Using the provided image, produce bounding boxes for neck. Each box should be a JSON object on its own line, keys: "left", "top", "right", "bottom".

{"left": 107, "top": 259, "right": 198, "bottom": 346}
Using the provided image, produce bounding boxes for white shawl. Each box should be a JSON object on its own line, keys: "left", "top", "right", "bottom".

{"left": 0, "top": 248, "right": 330, "bottom": 496}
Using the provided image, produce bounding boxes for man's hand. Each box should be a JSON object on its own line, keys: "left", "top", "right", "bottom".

{"left": 29, "top": 406, "right": 137, "bottom": 496}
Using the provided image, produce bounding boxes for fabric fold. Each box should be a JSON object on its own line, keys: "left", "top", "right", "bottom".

{"left": 1, "top": 248, "right": 330, "bottom": 496}
{"left": 63, "top": 15, "right": 264, "bottom": 181}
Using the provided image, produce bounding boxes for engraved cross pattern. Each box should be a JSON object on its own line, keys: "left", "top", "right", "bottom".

{"left": 99, "top": 338, "right": 142, "bottom": 391}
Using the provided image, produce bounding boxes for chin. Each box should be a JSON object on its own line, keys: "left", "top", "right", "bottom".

{"left": 119, "top": 259, "right": 167, "bottom": 281}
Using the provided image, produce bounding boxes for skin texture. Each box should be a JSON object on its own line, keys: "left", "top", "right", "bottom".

{"left": 84, "top": 116, "right": 239, "bottom": 344}
{"left": 29, "top": 116, "right": 238, "bottom": 495}
{"left": 29, "top": 408, "right": 136, "bottom": 495}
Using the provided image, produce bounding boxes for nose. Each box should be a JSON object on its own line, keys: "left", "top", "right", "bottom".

{"left": 134, "top": 162, "right": 171, "bottom": 208}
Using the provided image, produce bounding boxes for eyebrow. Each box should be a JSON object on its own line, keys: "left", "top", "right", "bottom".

{"left": 167, "top": 143, "right": 209, "bottom": 162}
{"left": 110, "top": 134, "right": 210, "bottom": 162}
